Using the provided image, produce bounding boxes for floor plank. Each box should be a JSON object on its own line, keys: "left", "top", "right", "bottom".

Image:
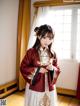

{"left": 4, "top": 91, "right": 80, "bottom": 106}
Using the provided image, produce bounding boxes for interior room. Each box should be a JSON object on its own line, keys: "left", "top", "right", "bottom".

{"left": 0, "top": 0, "right": 80, "bottom": 106}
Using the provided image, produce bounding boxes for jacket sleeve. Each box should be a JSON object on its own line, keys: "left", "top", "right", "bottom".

{"left": 20, "top": 49, "right": 37, "bottom": 84}
{"left": 51, "top": 52, "right": 61, "bottom": 85}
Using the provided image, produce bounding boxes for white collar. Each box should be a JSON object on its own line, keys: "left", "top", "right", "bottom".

{"left": 39, "top": 47, "right": 48, "bottom": 52}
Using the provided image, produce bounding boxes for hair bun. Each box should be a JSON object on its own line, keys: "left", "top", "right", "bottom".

{"left": 34, "top": 27, "right": 39, "bottom": 32}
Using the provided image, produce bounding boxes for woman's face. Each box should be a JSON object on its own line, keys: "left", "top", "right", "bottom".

{"left": 40, "top": 33, "right": 53, "bottom": 48}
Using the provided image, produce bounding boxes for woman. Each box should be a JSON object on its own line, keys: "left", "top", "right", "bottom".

{"left": 20, "top": 24, "right": 61, "bottom": 106}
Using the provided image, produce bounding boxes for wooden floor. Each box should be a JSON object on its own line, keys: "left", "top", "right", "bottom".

{"left": 5, "top": 91, "right": 80, "bottom": 106}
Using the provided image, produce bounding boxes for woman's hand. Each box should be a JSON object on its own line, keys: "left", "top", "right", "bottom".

{"left": 37, "top": 61, "right": 49, "bottom": 67}
{"left": 46, "top": 63, "right": 57, "bottom": 71}
{"left": 39, "top": 67, "right": 48, "bottom": 73}
{"left": 46, "top": 63, "right": 53, "bottom": 70}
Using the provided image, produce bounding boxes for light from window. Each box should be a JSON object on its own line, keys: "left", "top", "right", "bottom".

{"left": 35, "top": 6, "right": 80, "bottom": 60}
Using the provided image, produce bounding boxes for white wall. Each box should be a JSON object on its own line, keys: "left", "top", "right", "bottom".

{"left": 0, "top": 0, "right": 19, "bottom": 85}
{"left": 57, "top": 60, "right": 79, "bottom": 90}
{"left": 31, "top": 0, "right": 79, "bottom": 90}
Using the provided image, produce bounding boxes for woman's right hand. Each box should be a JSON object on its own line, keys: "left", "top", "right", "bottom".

{"left": 39, "top": 67, "right": 48, "bottom": 73}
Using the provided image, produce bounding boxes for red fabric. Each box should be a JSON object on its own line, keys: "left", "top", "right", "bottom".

{"left": 20, "top": 48, "right": 60, "bottom": 92}
{"left": 76, "top": 64, "right": 80, "bottom": 99}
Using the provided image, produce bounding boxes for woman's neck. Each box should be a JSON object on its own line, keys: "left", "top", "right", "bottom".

{"left": 40, "top": 46, "right": 48, "bottom": 52}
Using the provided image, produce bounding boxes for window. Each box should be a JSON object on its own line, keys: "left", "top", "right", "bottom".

{"left": 35, "top": 5, "right": 80, "bottom": 60}
{"left": 49, "top": 9, "right": 72, "bottom": 59}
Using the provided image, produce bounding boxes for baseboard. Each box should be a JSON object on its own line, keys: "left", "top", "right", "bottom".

{"left": 0, "top": 80, "right": 18, "bottom": 98}
{"left": 0, "top": 81, "right": 76, "bottom": 98}
{"left": 57, "top": 87, "right": 76, "bottom": 96}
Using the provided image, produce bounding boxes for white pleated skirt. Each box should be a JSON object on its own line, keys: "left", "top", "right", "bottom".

{"left": 24, "top": 74, "right": 58, "bottom": 106}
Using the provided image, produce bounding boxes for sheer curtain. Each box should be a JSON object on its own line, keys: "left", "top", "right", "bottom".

{"left": 28, "top": 7, "right": 45, "bottom": 49}
{"left": 28, "top": 5, "right": 80, "bottom": 61}
{"left": 28, "top": 7, "right": 55, "bottom": 49}
{"left": 28, "top": 5, "right": 80, "bottom": 98}
{"left": 28, "top": 7, "right": 72, "bottom": 59}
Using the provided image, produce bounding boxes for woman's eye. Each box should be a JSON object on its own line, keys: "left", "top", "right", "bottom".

{"left": 43, "top": 37, "right": 46, "bottom": 39}
{"left": 49, "top": 38, "right": 52, "bottom": 40}
{"left": 43, "top": 36, "right": 52, "bottom": 40}
{"left": 49, "top": 38, "right": 51, "bottom": 40}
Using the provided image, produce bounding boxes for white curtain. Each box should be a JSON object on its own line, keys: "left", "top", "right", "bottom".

{"left": 28, "top": 5, "right": 80, "bottom": 61}
{"left": 28, "top": 7, "right": 44, "bottom": 49}
{"left": 28, "top": 7, "right": 54, "bottom": 49}
{"left": 28, "top": 6, "right": 70, "bottom": 59}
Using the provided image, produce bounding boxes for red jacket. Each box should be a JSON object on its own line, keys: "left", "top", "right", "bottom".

{"left": 20, "top": 48, "right": 60, "bottom": 92}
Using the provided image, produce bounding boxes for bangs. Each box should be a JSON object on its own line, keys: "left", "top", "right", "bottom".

{"left": 45, "top": 32, "right": 54, "bottom": 39}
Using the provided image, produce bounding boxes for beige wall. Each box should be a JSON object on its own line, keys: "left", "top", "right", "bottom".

{"left": 0, "top": 0, "right": 19, "bottom": 85}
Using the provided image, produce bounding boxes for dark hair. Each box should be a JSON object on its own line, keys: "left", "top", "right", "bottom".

{"left": 33, "top": 24, "right": 55, "bottom": 57}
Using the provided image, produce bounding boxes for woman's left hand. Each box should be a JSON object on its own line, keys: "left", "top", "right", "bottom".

{"left": 46, "top": 63, "right": 53, "bottom": 70}
{"left": 46, "top": 64, "right": 57, "bottom": 71}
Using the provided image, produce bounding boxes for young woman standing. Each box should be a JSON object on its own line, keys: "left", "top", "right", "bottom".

{"left": 20, "top": 24, "right": 61, "bottom": 106}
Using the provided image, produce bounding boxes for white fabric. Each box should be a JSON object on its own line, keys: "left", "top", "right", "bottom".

{"left": 28, "top": 7, "right": 51, "bottom": 49}
{"left": 24, "top": 73, "right": 58, "bottom": 106}
{"left": 28, "top": 7, "right": 43, "bottom": 49}
{"left": 38, "top": 47, "right": 50, "bottom": 66}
